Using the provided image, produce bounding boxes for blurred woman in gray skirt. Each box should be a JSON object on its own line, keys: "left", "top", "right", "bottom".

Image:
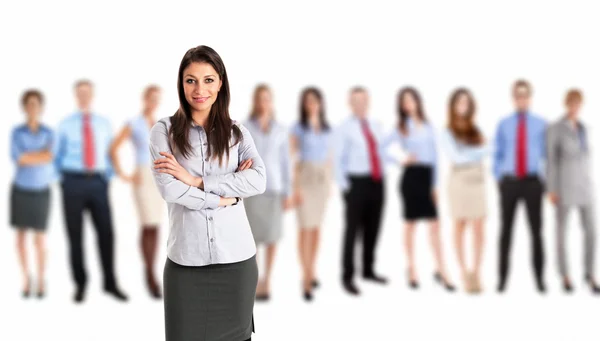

{"left": 244, "top": 84, "right": 293, "bottom": 301}
{"left": 150, "top": 46, "right": 266, "bottom": 341}
{"left": 10, "top": 89, "right": 56, "bottom": 299}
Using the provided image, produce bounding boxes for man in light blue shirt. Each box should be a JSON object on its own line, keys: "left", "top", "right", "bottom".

{"left": 334, "top": 87, "right": 387, "bottom": 295}
{"left": 55, "top": 80, "right": 127, "bottom": 303}
{"left": 494, "top": 79, "right": 547, "bottom": 293}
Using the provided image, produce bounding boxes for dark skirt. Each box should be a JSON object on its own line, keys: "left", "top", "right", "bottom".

{"left": 164, "top": 255, "right": 258, "bottom": 341}
{"left": 400, "top": 165, "right": 437, "bottom": 220}
{"left": 10, "top": 185, "right": 51, "bottom": 231}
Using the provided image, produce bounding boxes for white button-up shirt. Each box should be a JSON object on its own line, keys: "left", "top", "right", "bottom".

{"left": 149, "top": 117, "right": 266, "bottom": 266}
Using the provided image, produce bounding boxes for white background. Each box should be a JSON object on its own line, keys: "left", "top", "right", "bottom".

{"left": 1, "top": 1, "right": 599, "bottom": 340}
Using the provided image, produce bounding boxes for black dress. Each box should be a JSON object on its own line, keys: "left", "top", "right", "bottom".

{"left": 400, "top": 165, "right": 437, "bottom": 220}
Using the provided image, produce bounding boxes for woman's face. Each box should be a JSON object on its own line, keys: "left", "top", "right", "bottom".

{"left": 454, "top": 93, "right": 470, "bottom": 117}
{"left": 566, "top": 99, "right": 582, "bottom": 116}
{"left": 304, "top": 92, "right": 321, "bottom": 117}
{"left": 255, "top": 89, "right": 272, "bottom": 116}
{"left": 144, "top": 89, "right": 161, "bottom": 112}
{"left": 182, "top": 62, "right": 222, "bottom": 114}
{"left": 24, "top": 96, "right": 42, "bottom": 121}
{"left": 402, "top": 92, "right": 418, "bottom": 117}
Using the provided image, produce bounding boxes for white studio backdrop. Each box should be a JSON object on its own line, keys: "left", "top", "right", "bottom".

{"left": 1, "top": 1, "right": 599, "bottom": 340}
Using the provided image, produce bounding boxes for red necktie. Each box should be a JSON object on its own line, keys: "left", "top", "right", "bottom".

{"left": 516, "top": 114, "right": 527, "bottom": 178}
{"left": 360, "top": 119, "right": 382, "bottom": 181}
{"left": 83, "top": 114, "right": 95, "bottom": 169}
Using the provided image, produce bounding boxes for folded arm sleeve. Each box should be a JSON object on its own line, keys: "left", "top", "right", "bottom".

{"left": 149, "top": 120, "right": 220, "bottom": 210}
{"left": 202, "top": 124, "right": 267, "bottom": 198}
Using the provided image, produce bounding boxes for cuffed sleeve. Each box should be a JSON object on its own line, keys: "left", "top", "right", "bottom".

{"left": 149, "top": 119, "right": 216, "bottom": 210}
{"left": 201, "top": 123, "right": 267, "bottom": 198}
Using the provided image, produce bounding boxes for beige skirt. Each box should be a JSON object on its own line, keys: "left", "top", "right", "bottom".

{"left": 447, "top": 163, "right": 487, "bottom": 220}
{"left": 296, "top": 162, "right": 330, "bottom": 229}
{"left": 133, "top": 166, "right": 164, "bottom": 226}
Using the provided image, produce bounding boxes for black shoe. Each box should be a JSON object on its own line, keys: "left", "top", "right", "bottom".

{"left": 585, "top": 274, "right": 600, "bottom": 294}
{"left": 434, "top": 272, "right": 456, "bottom": 292}
{"left": 74, "top": 287, "right": 86, "bottom": 303}
{"left": 343, "top": 280, "right": 360, "bottom": 296}
{"left": 407, "top": 269, "right": 419, "bottom": 290}
{"left": 563, "top": 278, "right": 574, "bottom": 293}
{"left": 104, "top": 287, "right": 128, "bottom": 302}
{"left": 363, "top": 273, "right": 388, "bottom": 285}
{"left": 536, "top": 281, "right": 547, "bottom": 294}
{"left": 311, "top": 279, "right": 320, "bottom": 289}
{"left": 22, "top": 275, "right": 32, "bottom": 299}
{"left": 37, "top": 280, "right": 46, "bottom": 299}
{"left": 303, "top": 290, "right": 313, "bottom": 302}
{"left": 255, "top": 293, "right": 270, "bottom": 302}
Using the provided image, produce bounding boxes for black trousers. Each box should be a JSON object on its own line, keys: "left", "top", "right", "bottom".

{"left": 498, "top": 176, "right": 545, "bottom": 287}
{"left": 342, "top": 176, "right": 385, "bottom": 281}
{"left": 61, "top": 172, "right": 117, "bottom": 289}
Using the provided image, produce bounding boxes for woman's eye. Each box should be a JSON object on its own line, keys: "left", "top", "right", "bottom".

{"left": 186, "top": 79, "right": 195, "bottom": 84}
{"left": 205, "top": 78, "right": 214, "bottom": 83}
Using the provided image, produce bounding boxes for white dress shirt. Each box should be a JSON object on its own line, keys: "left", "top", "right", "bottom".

{"left": 149, "top": 117, "right": 267, "bottom": 266}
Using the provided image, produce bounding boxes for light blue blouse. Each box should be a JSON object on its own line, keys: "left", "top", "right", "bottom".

{"left": 291, "top": 123, "right": 332, "bottom": 163}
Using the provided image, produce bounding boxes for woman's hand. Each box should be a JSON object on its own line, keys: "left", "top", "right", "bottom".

{"left": 283, "top": 196, "right": 294, "bottom": 211}
{"left": 237, "top": 159, "right": 253, "bottom": 172}
{"left": 431, "top": 189, "right": 438, "bottom": 204}
{"left": 402, "top": 154, "right": 417, "bottom": 166}
{"left": 154, "top": 152, "right": 202, "bottom": 187}
{"left": 293, "top": 190, "right": 303, "bottom": 206}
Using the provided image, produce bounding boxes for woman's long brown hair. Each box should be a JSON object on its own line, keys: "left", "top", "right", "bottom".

{"left": 169, "top": 45, "right": 241, "bottom": 165}
{"left": 447, "top": 88, "right": 482, "bottom": 145}
{"left": 397, "top": 87, "right": 427, "bottom": 135}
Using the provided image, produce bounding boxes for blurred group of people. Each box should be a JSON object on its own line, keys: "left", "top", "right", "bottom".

{"left": 9, "top": 78, "right": 598, "bottom": 305}
{"left": 10, "top": 81, "right": 163, "bottom": 302}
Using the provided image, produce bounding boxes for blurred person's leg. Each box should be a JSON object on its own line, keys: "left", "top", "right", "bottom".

{"left": 556, "top": 205, "right": 570, "bottom": 284}
{"left": 87, "top": 177, "right": 121, "bottom": 295}
{"left": 264, "top": 243, "right": 277, "bottom": 294}
{"left": 453, "top": 219, "right": 469, "bottom": 290}
{"left": 141, "top": 226, "right": 160, "bottom": 297}
{"left": 429, "top": 219, "right": 453, "bottom": 288}
{"left": 16, "top": 230, "right": 29, "bottom": 294}
{"left": 298, "top": 229, "right": 311, "bottom": 294}
{"left": 405, "top": 222, "right": 417, "bottom": 283}
{"left": 362, "top": 179, "right": 385, "bottom": 281}
{"left": 580, "top": 206, "right": 596, "bottom": 282}
{"left": 308, "top": 229, "right": 319, "bottom": 283}
{"left": 62, "top": 177, "right": 87, "bottom": 292}
{"left": 34, "top": 232, "right": 46, "bottom": 295}
{"left": 342, "top": 177, "right": 366, "bottom": 293}
{"left": 523, "top": 177, "right": 545, "bottom": 291}
{"left": 473, "top": 218, "right": 485, "bottom": 291}
{"left": 498, "top": 178, "right": 519, "bottom": 291}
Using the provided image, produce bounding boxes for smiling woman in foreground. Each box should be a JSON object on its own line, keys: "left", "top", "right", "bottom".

{"left": 150, "top": 45, "right": 266, "bottom": 341}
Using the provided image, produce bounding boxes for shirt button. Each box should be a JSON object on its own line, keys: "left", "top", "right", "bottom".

{"left": 210, "top": 238, "right": 214, "bottom": 242}
{"left": 208, "top": 217, "right": 213, "bottom": 221}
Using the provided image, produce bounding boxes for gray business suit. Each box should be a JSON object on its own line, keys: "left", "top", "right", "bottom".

{"left": 547, "top": 117, "right": 596, "bottom": 278}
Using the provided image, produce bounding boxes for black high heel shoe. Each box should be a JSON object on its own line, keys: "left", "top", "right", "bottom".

{"left": 22, "top": 276, "right": 31, "bottom": 299}
{"left": 585, "top": 274, "right": 600, "bottom": 294}
{"left": 434, "top": 272, "right": 456, "bottom": 292}
{"left": 407, "top": 269, "right": 419, "bottom": 290}
{"left": 37, "top": 279, "right": 46, "bottom": 299}
{"left": 562, "top": 277, "right": 574, "bottom": 293}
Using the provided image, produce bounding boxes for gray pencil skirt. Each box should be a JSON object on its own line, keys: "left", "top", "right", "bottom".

{"left": 164, "top": 255, "right": 258, "bottom": 341}
{"left": 10, "top": 185, "right": 51, "bottom": 231}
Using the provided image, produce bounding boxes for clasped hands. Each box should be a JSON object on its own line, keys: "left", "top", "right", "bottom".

{"left": 154, "top": 152, "right": 253, "bottom": 206}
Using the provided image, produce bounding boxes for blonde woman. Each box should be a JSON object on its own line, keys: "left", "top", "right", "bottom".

{"left": 110, "top": 85, "right": 164, "bottom": 299}
{"left": 243, "top": 84, "right": 293, "bottom": 301}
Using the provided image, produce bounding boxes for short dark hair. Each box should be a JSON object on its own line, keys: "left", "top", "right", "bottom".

{"left": 350, "top": 86, "right": 368, "bottom": 95}
{"left": 74, "top": 79, "right": 94, "bottom": 89}
{"left": 512, "top": 79, "right": 532, "bottom": 96}
{"left": 21, "top": 89, "right": 44, "bottom": 107}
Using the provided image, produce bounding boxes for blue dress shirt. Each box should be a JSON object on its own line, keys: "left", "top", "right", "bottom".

{"left": 493, "top": 112, "right": 547, "bottom": 180}
{"left": 55, "top": 112, "right": 114, "bottom": 178}
{"left": 381, "top": 118, "right": 439, "bottom": 186}
{"left": 128, "top": 115, "right": 153, "bottom": 166}
{"left": 291, "top": 123, "right": 332, "bottom": 163}
{"left": 10, "top": 124, "right": 57, "bottom": 190}
{"left": 334, "top": 115, "right": 386, "bottom": 191}
{"left": 244, "top": 119, "right": 292, "bottom": 196}
{"left": 441, "top": 129, "right": 489, "bottom": 165}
